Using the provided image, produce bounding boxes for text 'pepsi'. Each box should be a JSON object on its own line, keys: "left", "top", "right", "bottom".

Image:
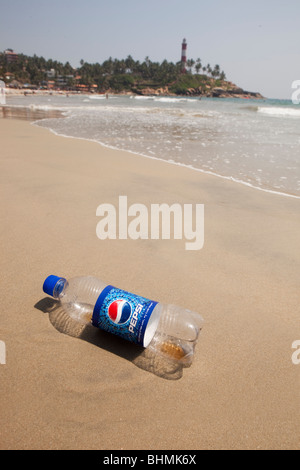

{"left": 92, "top": 285, "right": 158, "bottom": 346}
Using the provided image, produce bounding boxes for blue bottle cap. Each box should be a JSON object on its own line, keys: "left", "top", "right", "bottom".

{"left": 43, "top": 275, "right": 64, "bottom": 297}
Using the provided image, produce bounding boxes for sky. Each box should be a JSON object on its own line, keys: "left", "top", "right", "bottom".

{"left": 0, "top": 0, "right": 299, "bottom": 99}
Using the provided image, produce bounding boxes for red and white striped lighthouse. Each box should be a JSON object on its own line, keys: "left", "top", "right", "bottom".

{"left": 181, "top": 38, "right": 187, "bottom": 72}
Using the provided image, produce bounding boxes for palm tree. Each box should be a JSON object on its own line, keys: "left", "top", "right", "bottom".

{"left": 212, "top": 64, "right": 220, "bottom": 78}
{"left": 125, "top": 55, "right": 135, "bottom": 73}
{"left": 187, "top": 58, "right": 195, "bottom": 73}
{"left": 102, "top": 57, "right": 114, "bottom": 75}
{"left": 195, "top": 58, "right": 202, "bottom": 74}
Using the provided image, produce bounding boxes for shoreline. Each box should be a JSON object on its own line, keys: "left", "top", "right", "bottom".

{"left": 1, "top": 117, "right": 299, "bottom": 449}
{"left": 1, "top": 103, "right": 299, "bottom": 200}
{"left": 4, "top": 86, "right": 264, "bottom": 99}
{"left": 33, "top": 120, "right": 300, "bottom": 201}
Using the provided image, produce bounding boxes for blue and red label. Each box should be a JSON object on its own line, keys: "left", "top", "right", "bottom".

{"left": 92, "top": 285, "right": 158, "bottom": 346}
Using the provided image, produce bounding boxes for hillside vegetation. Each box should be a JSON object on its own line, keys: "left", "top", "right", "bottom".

{"left": 0, "top": 52, "right": 263, "bottom": 98}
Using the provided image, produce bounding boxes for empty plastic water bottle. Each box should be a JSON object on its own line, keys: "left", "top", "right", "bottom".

{"left": 43, "top": 275, "right": 203, "bottom": 364}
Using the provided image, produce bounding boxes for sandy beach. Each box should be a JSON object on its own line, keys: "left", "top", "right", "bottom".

{"left": 0, "top": 115, "right": 299, "bottom": 450}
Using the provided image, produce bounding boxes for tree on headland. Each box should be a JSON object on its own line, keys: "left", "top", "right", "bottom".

{"left": 206, "top": 64, "right": 212, "bottom": 77}
{"left": 187, "top": 58, "right": 195, "bottom": 73}
{"left": 195, "top": 58, "right": 202, "bottom": 74}
{"left": 125, "top": 55, "right": 135, "bottom": 73}
{"left": 212, "top": 64, "right": 220, "bottom": 78}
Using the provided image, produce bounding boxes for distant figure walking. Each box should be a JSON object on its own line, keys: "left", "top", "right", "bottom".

{"left": 0, "top": 81, "right": 6, "bottom": 106}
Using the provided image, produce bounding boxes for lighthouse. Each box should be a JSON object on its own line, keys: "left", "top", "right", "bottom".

{"left": 181, "top": 38, "right": 187, "bottom": 73}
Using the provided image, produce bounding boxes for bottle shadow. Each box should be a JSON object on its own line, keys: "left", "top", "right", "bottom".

{"left": 35, "top": 297, "right": 184, "bottom": 380}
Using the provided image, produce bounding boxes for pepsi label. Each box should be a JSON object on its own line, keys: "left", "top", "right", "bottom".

{"left": 92, "top": 285, "right": 158, "bottom": 346}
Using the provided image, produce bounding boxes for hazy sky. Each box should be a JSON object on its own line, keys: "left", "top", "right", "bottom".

{"left": 0, "top": 0, "right": 299, "bottom": 99}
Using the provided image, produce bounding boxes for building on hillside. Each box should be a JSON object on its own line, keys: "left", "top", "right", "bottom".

{"left": 46, "top": 69, "right": 56, "bottom": 79}
{"left": 4, "top": 49, "right": 19, "bottom": 63}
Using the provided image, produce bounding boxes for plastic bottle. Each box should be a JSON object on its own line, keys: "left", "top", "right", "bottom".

{"left": 43, "top": 275, "right": 203, "bottom": 364}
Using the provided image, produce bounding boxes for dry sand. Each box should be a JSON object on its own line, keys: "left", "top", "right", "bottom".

{"left": 0, "top": 116, "right": 299, "bottom": 450}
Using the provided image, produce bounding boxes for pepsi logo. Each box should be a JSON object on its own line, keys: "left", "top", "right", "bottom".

{"left": 108, "top": 299, "right": 132, "bottom": 325}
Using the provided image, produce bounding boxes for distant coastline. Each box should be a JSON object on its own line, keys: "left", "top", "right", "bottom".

{"left": 1, "top": 50, "right": 264, "bottom": 100}
{"left": 4, "top": 83, "right": 264, "bottom": 100}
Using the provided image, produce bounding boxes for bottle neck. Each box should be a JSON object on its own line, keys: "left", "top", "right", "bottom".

{"left": 53, "top": 278, "right": 68, "bottom": 299}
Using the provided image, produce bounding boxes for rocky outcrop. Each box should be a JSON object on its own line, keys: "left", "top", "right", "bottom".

{"left": 209, "top": 86, "right": 263, "bottom": 99}
{"left": 180, "top": 84, "right": 263, "bottom": 99}
{"left": 134, "top": 86, "right": 171, "bottom": 96}
{"left": 132, "top": 80, "right": 264, "bottom": 100}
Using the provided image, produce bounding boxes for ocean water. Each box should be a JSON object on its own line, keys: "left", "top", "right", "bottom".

{"left": 5, "top": 93, "right": 300, "bottom": 198}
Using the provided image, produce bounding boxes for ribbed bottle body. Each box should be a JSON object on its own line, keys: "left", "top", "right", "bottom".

{"left": 149, "top": 304, "right": 204, "bottom": 364}
{"left": 60, "top": 276, "right": 107, "bottom": 324}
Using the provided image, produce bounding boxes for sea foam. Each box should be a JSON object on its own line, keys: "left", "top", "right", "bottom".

{"left": 258, "top": 107, "right": 300, "bottom": 117}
